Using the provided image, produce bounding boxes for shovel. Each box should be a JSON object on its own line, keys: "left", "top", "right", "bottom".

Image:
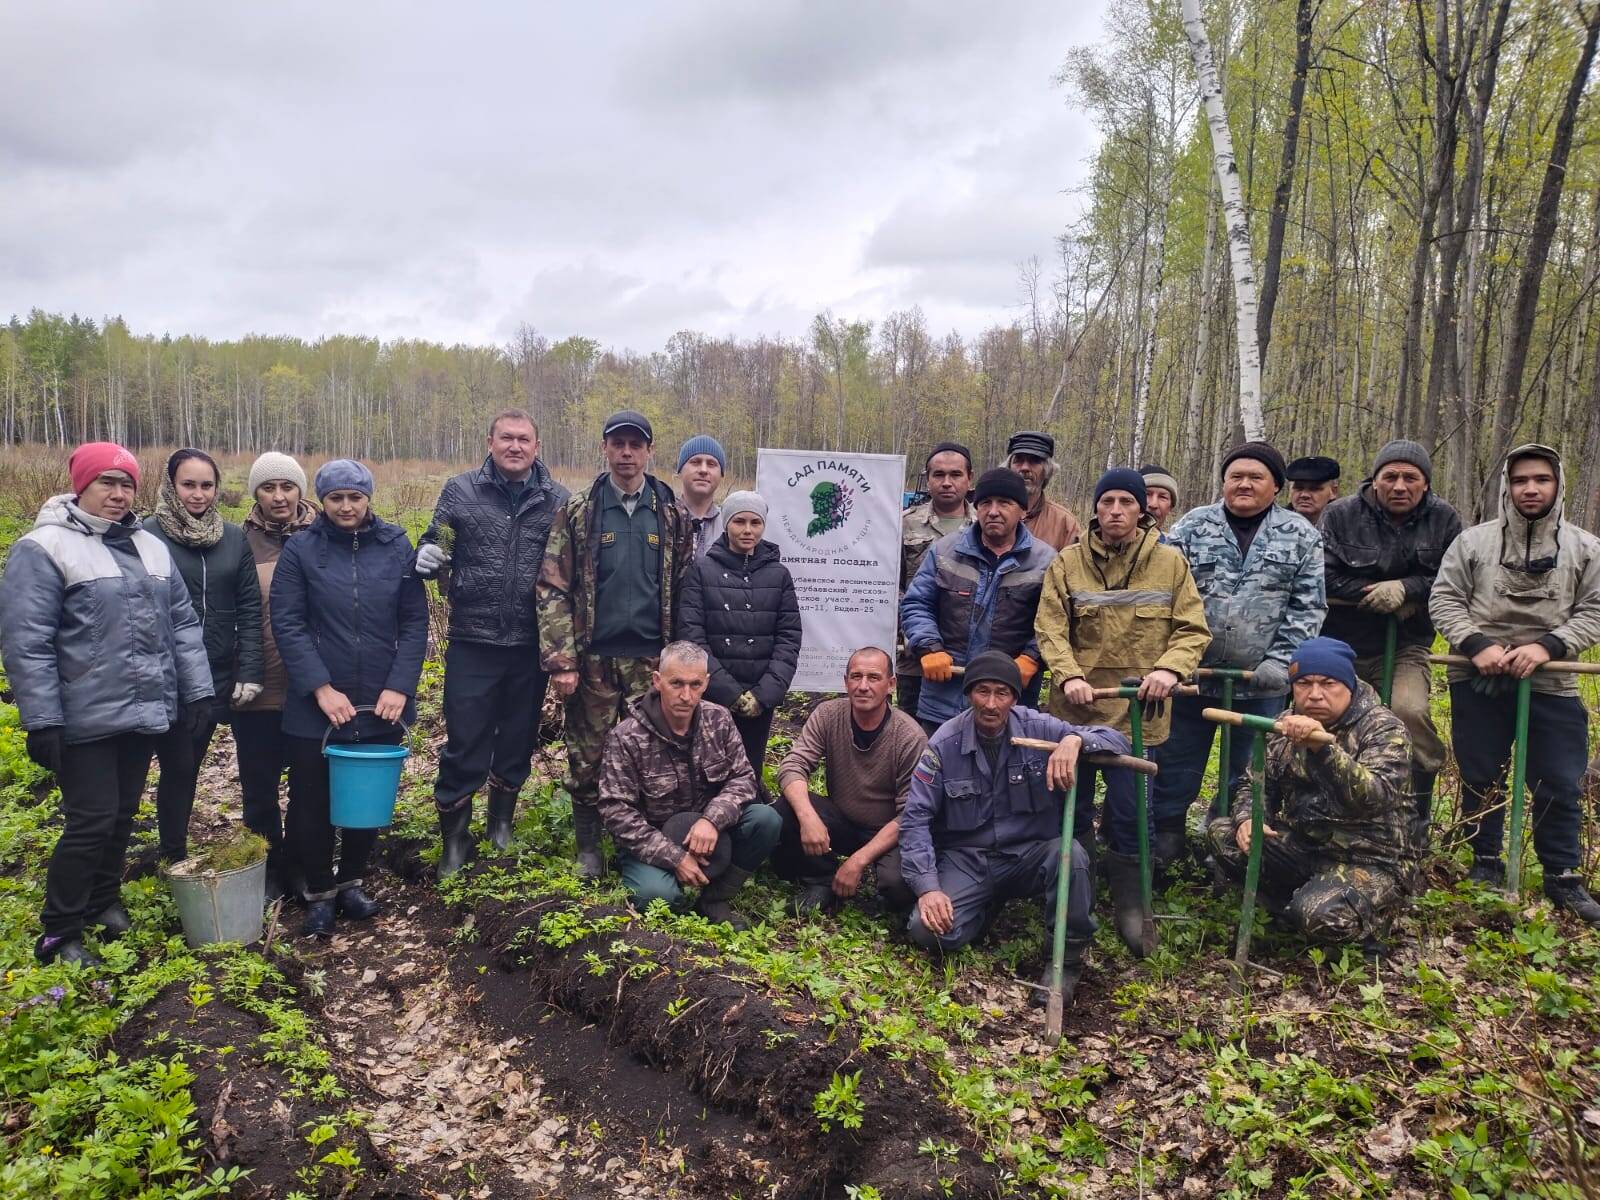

{"left": 1194, "top": 668, "right": 1255, "bottom": 819}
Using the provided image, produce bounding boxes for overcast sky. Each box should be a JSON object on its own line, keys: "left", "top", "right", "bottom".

{"left": 2, "top": 1, "right": 1107, "bottom": 353}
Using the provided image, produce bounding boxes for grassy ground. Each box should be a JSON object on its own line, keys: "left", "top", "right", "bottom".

{"left": 0, "top": 493, "right": 1596, "bottom": 1198}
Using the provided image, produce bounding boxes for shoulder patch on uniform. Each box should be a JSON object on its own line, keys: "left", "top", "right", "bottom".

{"left": 912, "top": 746, "right": 941, "bottom": 786}
{"left": 647, "top": 533, "right": 661, "bottom": 547}
{"left": 600, "top": 531, "right": 616, "bottom": 545}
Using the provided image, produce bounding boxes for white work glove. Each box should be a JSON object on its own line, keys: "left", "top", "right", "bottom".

{"left": 1251, "top": 659, "right": 1290, "bottom": 695}
{"left": 415, "top": 542, "right": 451, "bottom": 579}
{"left": 1358, "top": 579, "right": 1408, "bottom": 613}
{"left": 231, "top": 682, "right": 263, "bottom": 708}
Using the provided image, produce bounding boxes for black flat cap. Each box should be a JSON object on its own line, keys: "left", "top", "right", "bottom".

{"left": 1006, "top": 430, "right": 1054, "bottom": 460}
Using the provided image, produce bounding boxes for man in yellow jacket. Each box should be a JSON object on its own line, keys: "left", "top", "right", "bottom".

{"left": 1035, "top": 468, "right": 1211, "bottom": 955}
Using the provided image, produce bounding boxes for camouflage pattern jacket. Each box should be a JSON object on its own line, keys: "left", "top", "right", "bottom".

{"left": 536, "top": 473, "right": 694, "bottom": 673}
{"left": 1231, "top": 681, "right": 1413, "bottom": 875}
{"left": 597, "top": 693, "right": 757, "bottom": 869}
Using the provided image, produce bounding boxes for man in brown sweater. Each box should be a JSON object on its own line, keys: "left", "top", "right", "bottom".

{"left": 773, "top": 647, "right": 927, "bottom": 914}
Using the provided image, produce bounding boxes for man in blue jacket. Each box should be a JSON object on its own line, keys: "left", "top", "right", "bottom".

{"left": 1150, "top": 441, "right": 1327, "bottom": 866}
{"left": 900, "top": 468, "right": 1055, "bottom": 735}
{"left": 415, "top": 410, "right": 570, "bottom": 875}
{"left": 899, "top": 651, "right": 1129, "bottom": 1006}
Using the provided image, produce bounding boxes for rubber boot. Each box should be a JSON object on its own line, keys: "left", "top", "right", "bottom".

{"left": 437, "top": 802, "right": 473, "bottom": 880}
{"left": 1409, "top": 770, "right": 1436, "bottom": 862}
{"left": 1544, "top": 873, "right": 1600, "bottom": 926}
{"left": 1467, "top": 857, "right": 1504, "bottom": 887}
{"left": 301, "top": 899, "right": 336, "bottom": 938}
{"left": 91, "top": 901, "right": 132, "bottom": 938}
{"left": 486, "top": 783, "right": 517, "bottom": 852}
{"left": 572, "top": 802, "right": 605, "bottom": 881}
{"left": 1031, "top": 936, "right": 1090, "bottom": 1009}
{"left": 35, "top": 935, "right": 100, "bottom": 967}
{"left": 791, "top": 882, "right": 837, "bottom": 917}
{"left": 1151, "top": 823, "right": 1187, "bottom": 872}
{"left": 336, "top": 883, "right": 382, "bottom": 920}
{"left": 695, "top": 866, "right": 751, "bottom": 929}
{"left": 1103, "top": 851, "right": 1155, "bottom": 958}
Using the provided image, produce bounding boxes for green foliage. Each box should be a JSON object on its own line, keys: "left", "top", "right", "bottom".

{"left": 813, "top": 1069, "right": 865, "bottom": 1133}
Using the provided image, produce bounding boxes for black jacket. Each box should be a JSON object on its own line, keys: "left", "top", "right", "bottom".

{"left": 421, "top": 457, "right": 569, "bottom": 647}
{"left": 1320, "top": 484, "right": 1463, "bottom": 656}
{"left": 678, "top": 537, "right": 802, "bottom": 710}
{"left": 143, "top": 518, "right": 264, "bottom": 720}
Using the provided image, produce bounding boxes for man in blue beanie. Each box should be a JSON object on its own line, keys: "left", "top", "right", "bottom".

{"left": 1205, "top": 636, "right": 1414, "bottom": 950}
{"left": 677, "top": 434, "right": 727, "bottom": 559}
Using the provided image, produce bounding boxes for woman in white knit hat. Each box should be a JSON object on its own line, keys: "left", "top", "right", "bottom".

{"left": 233, "top": 452, "right": 317, "bottom": 900}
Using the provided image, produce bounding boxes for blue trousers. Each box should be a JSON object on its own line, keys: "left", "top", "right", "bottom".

{"left": 906, "top": 839, "right": 1096, "bottom": 952}
{"left": 1149, "top": 692, "right": 1285, "bottom": 830}
{"left": 1074, "top": 762, "right": 1142, "bottom": 856}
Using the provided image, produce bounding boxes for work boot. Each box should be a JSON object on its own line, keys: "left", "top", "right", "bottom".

{"left": 1543, "top": 873, "right": 1600, "bottom": 926}
{"left": 301, "top": 899, "right": 336, "bottom": 938}
{"left": 1103, "top": 851, "right": 1155, "bottom": 958}
{"left": 91, "top": 901, "right": 132, "bottom": 938}
{"left": 1030, "top": 936, "right": 1090, "bottom": 1009}
{"left": 572, "top": 802, "right": 605, "bottom": 881}
{"left": 695, "top": 866, "right": 752, "bottom": 929}
{"left": 1467, "top": 857, "right": 1505, "bottom": 887}
{"left": 263, "top": 852, "right": 289, "bottom": 904}
{"left": 1151, "top": 823, "right": 1187, "bottom": 871}
{"left": 486, "top": 783, "right": 518, "bottom": 852}
{"left": 791, "top": 882, "right": 837, "bottom": 917}
{"left": 336, "top": 885, "right": 382, "bottom": 921}
{"left": 34, "top": 935, "right": 99, "bottom": 967}
{"left": 437, "top": 801, "right": 474, "bottom": 880}
{"left": 1409, "top": 771, "right": 1436, "bottom": 860}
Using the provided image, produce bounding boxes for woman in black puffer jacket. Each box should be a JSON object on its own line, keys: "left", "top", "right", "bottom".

{"left": 678, "top": 491, "right": 802, "bottom": 790}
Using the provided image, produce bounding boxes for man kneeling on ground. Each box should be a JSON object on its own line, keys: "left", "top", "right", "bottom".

{"left": 1206, "top": 637, "right": 1413, "bottom": 950}
{"left": 597, "top": 641, "right": 781, "bottom": 927}
{"left": 900, "top": 651, "right": 1130, "bottom": 1006}
{"left": 774, "top": 647, "right": 927, "bottom": 915}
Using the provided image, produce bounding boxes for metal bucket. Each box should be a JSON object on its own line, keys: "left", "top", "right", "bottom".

{"left": 169, "top": 857, "right": 267, "bottom": 947}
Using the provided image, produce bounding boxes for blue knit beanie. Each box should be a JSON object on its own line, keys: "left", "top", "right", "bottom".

{"left": 677, "top": 434, "right": 727, "bottom": 473}
{"left": 314, "top": 458, "right": 375, "bottom": 500}
{"left": 1289, "top": 637, "right": 1358, "bottom": 692}
{"left": 1094, "top": 467, "right": 1148, "bottom": 513}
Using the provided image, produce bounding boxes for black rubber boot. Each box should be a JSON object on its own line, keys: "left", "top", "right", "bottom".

{"left": 486, "top": 783, "right": 518, "bottom": 852}
{"left": 437, "top": 802, "right": 473, "bottom": 880}
{"left": 1031, "top": 936, "right": 1090, "bottom": 1009}
{"left": 695, "top": 866, "right": 752, "bottom": 929}
{"left": 1151, "top": 823, "right": 1187, "bottom": 871}
{"left": 91, "top": 902, "right": 132, "bottom": 938}
{"left": 301, "top": 899, "right": 336, "bottom": 938}
{"left": 1103, "top": 851, "right": 1155, "bottom": 958}
{"left": 1544, "top": 873, "right": 1600, "bottom": 926}
{"left": 791, "top": 882, "right": 837, "bottom": 917}
{"left": 1409, "top": 770, "right": 1436, "bottom": 860}
{"left": 572, "top": 802, "right": 605, "bottom": 881}
{"left": 336, "top": 884, "right": 382, "bottom": 920}
{"left": 1467, "top": 857, "right": 1505, "bottom": 887}
{"left": 35, "top": 935, "right": 99, "bottom": 966}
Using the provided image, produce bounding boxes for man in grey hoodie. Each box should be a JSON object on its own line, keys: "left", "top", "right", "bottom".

{"left": 1429, "top": 444, "right": 1600, "bottom": 923}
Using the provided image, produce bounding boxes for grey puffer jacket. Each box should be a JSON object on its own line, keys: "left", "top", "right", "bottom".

{"left": 420, "top": 457, "right": 569, "bottom": 647}
{"left": 0, "top": 494, "right": 213, "bottom": 743}
{"left": 1430, "top": 444, "right": 1600, "bottom": 697}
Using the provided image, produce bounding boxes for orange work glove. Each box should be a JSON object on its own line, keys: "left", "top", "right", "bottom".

{"left": 1015, "top": 656, "right": 1039, "bottom": 686}
{"left": 920, "top": 651, "right": 955, "bottom": 682}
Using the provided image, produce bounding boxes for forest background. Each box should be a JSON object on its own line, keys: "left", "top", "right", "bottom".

{"left": 5, "top": 0, "right": 1600, "bottom": 526}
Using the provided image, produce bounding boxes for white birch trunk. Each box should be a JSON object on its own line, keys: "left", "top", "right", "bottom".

{"left": 1181, "top": 0, "right": 1263, "bottom": 440}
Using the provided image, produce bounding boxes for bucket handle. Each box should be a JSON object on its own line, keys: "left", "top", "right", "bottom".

{"left": 321, "top": 705, "right": 412, "bottom": 753}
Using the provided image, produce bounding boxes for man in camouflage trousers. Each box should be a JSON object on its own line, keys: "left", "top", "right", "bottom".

{"left": 597, "top": 642, "right": 780, "bottom": 926}
{"left": 538, "top": 409, "right": 694, "bottom": 878}
{"left": 1207, "top": 637, "right": 1413, "bottom": 948}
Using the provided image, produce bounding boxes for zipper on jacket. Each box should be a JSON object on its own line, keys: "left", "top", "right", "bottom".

{"left": 352, "top": 528, "right": 362, "bottom": 709}
{"left": 200, "top": 554, "right": 209, "bottom": 625}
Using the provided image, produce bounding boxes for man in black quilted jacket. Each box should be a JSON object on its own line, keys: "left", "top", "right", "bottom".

{"left": 416, "top": 409, "right": 570, "bottom": 875}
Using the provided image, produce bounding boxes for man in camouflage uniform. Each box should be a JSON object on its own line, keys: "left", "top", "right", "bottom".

{"left": 899, "top": 442, "right": 975, "bottom": 715}
{"left": 1207, "top": 637, "right": 1413, "bottom": 948}
{"left": 538, "top": 409, "right": 694, "bottom": 878}
{"left": 597, "top": 641, "right": 780, "bottom": 926}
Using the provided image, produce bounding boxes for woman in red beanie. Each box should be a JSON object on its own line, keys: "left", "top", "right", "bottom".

{"left": 0, "top": 443, "right": 214, "bottom": 965}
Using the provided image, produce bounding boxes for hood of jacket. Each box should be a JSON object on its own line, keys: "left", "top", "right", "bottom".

{"left": 33, "top": 493, "right": 142, "bottom": 540}
{"left": 706, "top": 536, "right": 781, "bottom": 571}
{"left": 631, "top": 690, "right": 699, "bottom": 747}
{"left": 1496, "top": 443, "right": 1565, "bottom": 571}
{"left": 1083, "top": 517, "right": 1159, "bottom": 585}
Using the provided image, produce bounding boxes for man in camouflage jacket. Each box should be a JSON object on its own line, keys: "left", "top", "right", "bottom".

{"left": 597, "top": 642, "right": 780, "bottom": 926}
{"left": 538, "top": 410, "right": 694, "bottom": 878}
{"left": 1207, "top": 637, "right": 1413, "bottom": 947}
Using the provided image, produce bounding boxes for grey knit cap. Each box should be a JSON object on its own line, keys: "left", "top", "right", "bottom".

{"left": 313, "top": 458, "right": 375, "bottom": 499}
{"left": 721, "top": 490, "right": 767, "bottom": 522}
{"left": 1372, "top": 439, "right": 1431, "bottom": 483}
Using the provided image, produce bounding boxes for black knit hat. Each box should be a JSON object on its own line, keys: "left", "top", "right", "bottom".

{"left": 1094, "top": 467, "right": 1148, "bottom": 513}
{"left": 972, "top": 468, "right": 1029, "bottom": 508}
{"left": 961, "top": 650, "right": 1022, "bottom": 697}
{"left": 1221, "top": 440, "right": 1287, "bottom": 488}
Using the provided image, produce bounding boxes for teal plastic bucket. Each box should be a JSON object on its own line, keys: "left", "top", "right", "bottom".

{"left": 325, "top": 742, "right": 410, "bottom": 828}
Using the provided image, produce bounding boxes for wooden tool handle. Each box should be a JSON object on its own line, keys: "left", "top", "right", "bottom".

{"left": 1090, "top": 684, "right": 1200, "bottom": 700}
{"left": 1009, "top": 738, "right": 1159, "bottom": 775}
{"left": 1200, "top": 707, "right": 1336, "bottom": 746}
{"left": 1427, "top": 653, "right": 1600, "bottom": 675}
{"left": 1194, "top": 668, "right": 1255, "bottom": 682}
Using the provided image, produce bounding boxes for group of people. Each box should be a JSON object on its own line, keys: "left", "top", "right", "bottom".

{"left": 3, "top": 412, "right": 1596, "bottom": 1006}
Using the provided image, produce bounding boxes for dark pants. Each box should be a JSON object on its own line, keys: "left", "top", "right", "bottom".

{"left": 1150, "top": 692, "right": 1286, "bottom": 830}
{"left": 617, "top": 804, "right": 783, "bottom": 907}
{"left": 772, "top": 790, "right": 913, "bottom": 909}
{"left": 43, "top": 732, "right": 154, "bottom": 939}
{"left": 906, "top": 839, "right": 1096, "bottom": 952}
{"left": 734, "top": 708, "right": 776, "bottom": 796}
{"left": 1074, "top": 762, "right": 1142, "bottom": 856}
{"left": 435, "top": 640, "right": 548, "bottom": 810}
{"left": 285, "top": 733, "right": 392, "bottom": 899}
{"left": 897, "top": 675, "right": 922, "bottom": 718}
{"left": 232, "top": 709, "right": 288, "bottom": 850}
{"left": 151, "top": 718, "right": 218, "bottom": 861}
{"left": 1450, "top": 683, "right": 1588, "bottom": 873}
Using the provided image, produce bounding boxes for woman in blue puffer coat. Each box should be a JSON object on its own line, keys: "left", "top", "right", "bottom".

{"left": 678, "top": 491, "right": 802, "bottom": 791}
{"left": 271, "top": 459, "right": 427, "bottom": 937}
